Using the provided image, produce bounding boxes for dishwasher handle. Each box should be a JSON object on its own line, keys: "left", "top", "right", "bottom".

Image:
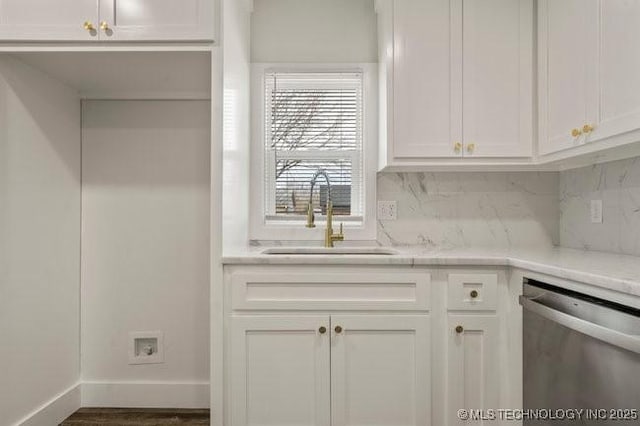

{"left": 520, "top": 295, "right": 640, "bottom": 355}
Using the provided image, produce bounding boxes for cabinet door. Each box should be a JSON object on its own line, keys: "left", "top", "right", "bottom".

{"left": 447, "top": 316, "right": 499, "bottom": 425}
{"left": 596, "top": 1, "right": 640, "bottom": 143}
{"left": 331, "top": 315, "right": 430, "bottom": 426}
{"left": 462, "top": 0, "right": 533, "bottom": 158}
{"left": 392, "top": 0, "right": 463, "bottom": 159}
{"left": 98, "top": 0, "right": 214, "bottom": 41}
{"left": 230, "top": 316, "right": 331, "bottom": 426}
{"left": 0, "top": 0, "right": 98, "bottom": 41}
{"left": 538, "top": 0, "right": 598, "bottom": 155}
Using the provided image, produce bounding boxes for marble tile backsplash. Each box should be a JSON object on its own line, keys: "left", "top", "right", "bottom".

{"left": 377, "top": 172, "right": 560, "bottom": 249}
{"left": 560, "top": 156, "right": 640, "bottom": 256}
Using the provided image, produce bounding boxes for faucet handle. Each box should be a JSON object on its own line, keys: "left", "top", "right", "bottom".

{"left": 333, "top": 222, "right": 345, "bottom": 244}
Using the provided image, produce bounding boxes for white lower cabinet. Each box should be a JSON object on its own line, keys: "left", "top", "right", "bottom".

{"left": 225, "top": 266, "right": 513, "bottom": 426}
{"left": 230, "top": 314, "right": 430, "bottom": 426}
{"left": 446, "top": 315, "right": 500, "bottom": 425}
{"left": 331, "top": 315, "right": 431, "bottom": 426}
{"left": 230, "top": 316, "right": 331, "bottom": 426}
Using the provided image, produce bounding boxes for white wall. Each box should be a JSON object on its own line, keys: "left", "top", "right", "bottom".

{"left": 251, "top": 0, "right": 378, "bottom": 63}
{"left": 222, "top": 0, "right": 252, "bottom": 251}
{"left": 80, "top": 100, "right": 211, "bottom": 407}
{"left": 0, "top": 56, "right": 81, "bottom": 425}
{"left": 214, "top": 0, "right": 253, "bottom": 422}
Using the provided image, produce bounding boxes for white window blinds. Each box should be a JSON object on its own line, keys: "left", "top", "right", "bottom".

{"left": 264, "top": 71, "right": 364, "bottom": 222}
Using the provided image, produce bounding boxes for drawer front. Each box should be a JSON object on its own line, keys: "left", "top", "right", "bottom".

{"left": 230, "top": 270, "right": 431, "bottom": 311}
{"left": 447, "top": 273, "right": 498, "bottom": 311}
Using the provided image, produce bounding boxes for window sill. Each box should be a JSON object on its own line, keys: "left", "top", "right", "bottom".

{"left": 265, "top": 214, "right": 364, "bottom": 228}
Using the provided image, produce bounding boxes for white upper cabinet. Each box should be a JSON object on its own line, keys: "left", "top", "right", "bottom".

{"left": 539, "top": 0, "right": 640, "bottom": 157}
{"left": 0, "top": 0, "right": 99, "bottom": 40}
{"left": 0, "top": 0, "right": 214, "bottom": 41}
{"left": 462, "top": 0, "right": 533, "bottom": 158}
{"left": 98, "top": 0, "right": 214, "bottom": 41}
{"left": 596, "top": 1, "right": 640, "bottom": 144}
{"left": 391, "top": 0, "right": 461, "bottom": 159}
{"left": 379, "top": 0, "right": 533, "bottom": 166}
{"left": 538, "top": 0, "right": 596, "bottom": 155}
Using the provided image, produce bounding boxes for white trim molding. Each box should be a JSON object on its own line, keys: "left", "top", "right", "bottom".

{"left": 16, "top": 384, "right": 81, "bottom": 426}
{"left": 80, "top": 382, "right": 210, "bottom": 409}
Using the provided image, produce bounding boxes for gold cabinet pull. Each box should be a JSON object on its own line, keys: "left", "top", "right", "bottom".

{"left": 583, "top": 124, "right": 595, "bottom": 134}
{"left": 466, "top": 143, "right": 476, "bottom": 153}
{"left": 571, "top": 128, "right": 583, "bottom": 138}
{"left": 100, "top": 21, "right": 110, "bottom": 31}
{"left": 319, "top": 326, "right": 327, "bottom": 334}
{"left": 455, "top": 325, "right": 464, "bottom": 334}
{"left": 334, "top": 325, "right": 343, "bottom": 334}
{"left": 83, "top": 21, "right": 95, "bottom": 31}
{"left": 454, "top": 142, "right": 462, "bottom": 153}
{"left": 470, "top": 290, "right": 479, "bottom": 299}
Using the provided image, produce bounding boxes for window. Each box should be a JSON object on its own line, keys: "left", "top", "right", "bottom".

{"left": 264, "top": 71, "right": 364, "bottom": 224}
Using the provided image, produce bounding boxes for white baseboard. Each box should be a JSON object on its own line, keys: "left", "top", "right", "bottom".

{"left": 81, "top": 382, "right": 210, "bottom": 409}
{"left": 17, "top": 383, "right": 81, "bottom": 426}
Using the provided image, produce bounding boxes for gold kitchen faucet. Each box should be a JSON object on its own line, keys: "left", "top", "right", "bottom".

{"left": 305, "top": 169, "right": 345, "bottom": 248}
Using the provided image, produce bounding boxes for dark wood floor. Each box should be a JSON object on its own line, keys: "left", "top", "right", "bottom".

{"left": 60, "top": 408, "right": 210, "bottom": 425}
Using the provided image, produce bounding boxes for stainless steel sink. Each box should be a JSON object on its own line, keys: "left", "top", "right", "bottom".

{"left": 261, "top": 247, "right": 399, "bottom": 255}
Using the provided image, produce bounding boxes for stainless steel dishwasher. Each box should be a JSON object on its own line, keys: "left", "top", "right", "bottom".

{"left": 521, "top": 279, "right": 640, "bottom": 425}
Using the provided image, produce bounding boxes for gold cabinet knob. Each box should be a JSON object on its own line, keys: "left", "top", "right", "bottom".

{"left": 100, "top": 21, "right": 110, "bottom": 31}
{"left": 455, "top": 325, "right": 464, "bottom": 334}
{"left": 319, "top": 326, "right": 327, "bottom": 334}
{"left": 454, "top": 142, "right": 462, "bottom": 153}
{"left": 583, "top": 124, "right": 595, "bottom": 134}
{"left": 334, "top": 325, "right": 343, "bottom": 334}
{"left": 83, "top": 21, "right": 95, "bottom": 31}
{"left": 470, "top": 290, "right": 479, "bottom": 299}
{"left": 571, "top": 128, "right": 583, "bottom": 138}
{"left": 466, "top": 143, "right": 476, "bottom": 153}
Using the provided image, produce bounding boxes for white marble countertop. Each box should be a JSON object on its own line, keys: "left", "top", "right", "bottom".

{"left": 222, "top": 246, "right": 640, "bottom": 298}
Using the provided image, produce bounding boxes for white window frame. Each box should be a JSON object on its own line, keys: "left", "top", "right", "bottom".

{"left": 250, "top": 63, "right": 378, "bottom": 241}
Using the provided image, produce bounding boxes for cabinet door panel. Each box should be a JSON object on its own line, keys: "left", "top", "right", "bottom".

{"left": 598, "top": 0, "right": 640, "bottom": 141}
{"left": 447, "top": 316, "right": 499, "bottom": 425}
{"left": 539, "top": 0, "right": 594, "bottom": 155}
{"left": 331, "top": 315, "right": 430, "bottom": 426}
{"left": 463, "top": 0, "right": 532, "bottom": 158}
{"left": 99, "top": 0, "right": 214, "bottom": 41}
{"left": 230, "top": 316, "right": 331, "bottom": 426}
{"left": 393, "top": 0, "right": 462, "bottom": 158}
{"left": 0, "top": 0, "right": 98, "bottom": 40}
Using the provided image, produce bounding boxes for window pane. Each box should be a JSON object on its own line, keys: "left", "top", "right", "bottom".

{"left": 265, "top": 71, "right": 363, "bottom": 221}
{"left": 270, "top": 89, "right": 360, "bottom": 151}
{"left": 274, "top": 159, "right": 352, "bottom": 216}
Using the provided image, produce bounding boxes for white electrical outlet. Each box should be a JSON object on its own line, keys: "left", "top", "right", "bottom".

{"left": 591, "top": 200, "right": 603, "bottom": 224}
{"left": 128, "top": 331, "right": 164, "bottom": 365}
{"left": 378, "top": 201, "right": 398, "bottom": 220}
